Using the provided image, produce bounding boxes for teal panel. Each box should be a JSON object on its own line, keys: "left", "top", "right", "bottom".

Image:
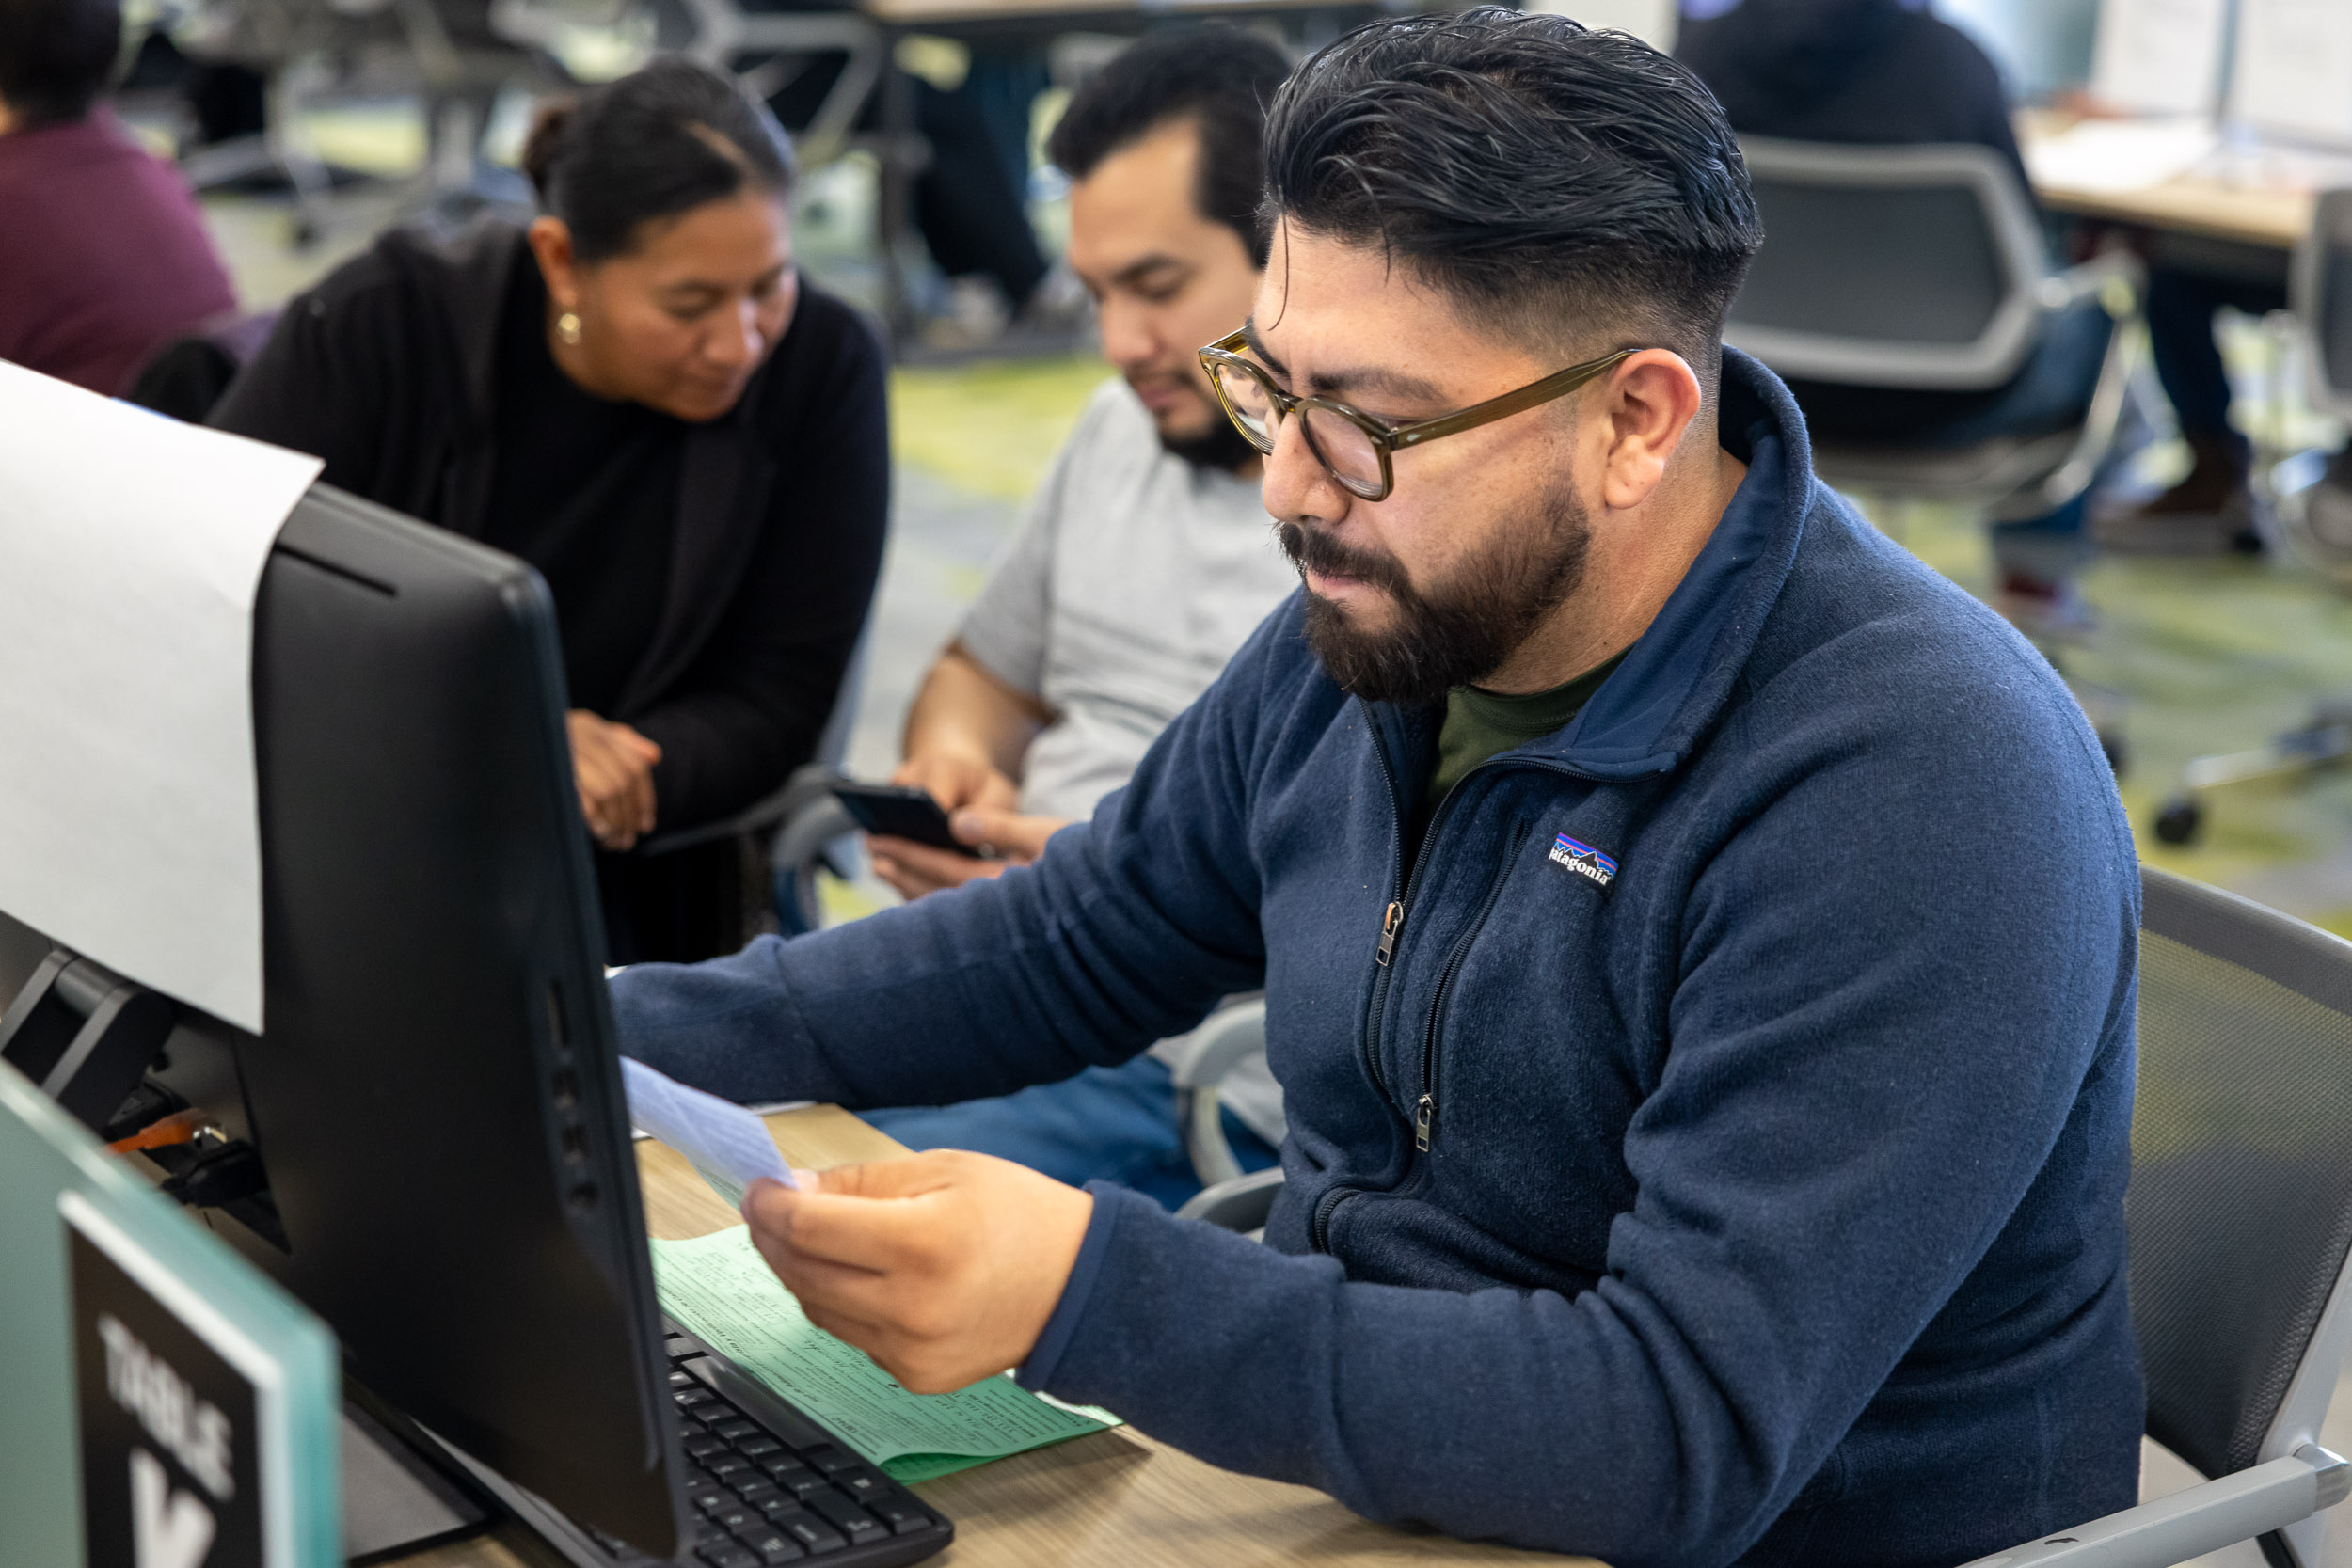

{"left": 0, "top": 1063, "right": 342, "bottom": 1567}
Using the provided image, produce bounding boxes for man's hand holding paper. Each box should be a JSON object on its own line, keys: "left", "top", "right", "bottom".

{"left": 739, "top": 1151, "right": 1092, "bottom": 1395}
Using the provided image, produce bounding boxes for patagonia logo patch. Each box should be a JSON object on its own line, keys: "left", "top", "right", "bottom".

{"left": 1549, "top": 832, "right": 1617, "bottom": 888}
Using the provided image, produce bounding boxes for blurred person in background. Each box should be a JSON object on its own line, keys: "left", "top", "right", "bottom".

{"left": 0, "top": 0, "right": 236, "bottom": 395}
{"left": 211, "top": 59, "right": 888, "bottom": 964}
{"left": 853, "top": 29, "right": 1300, "bottom": 1207}
{"left": 1679, "top": 0, "right": 2120, "bottom": 626}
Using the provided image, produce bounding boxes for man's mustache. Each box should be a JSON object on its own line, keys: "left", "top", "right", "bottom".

{"left": 1276, "top": 521, "right": 1409, "bottom": 596}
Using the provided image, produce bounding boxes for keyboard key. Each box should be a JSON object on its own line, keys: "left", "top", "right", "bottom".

{"left": 772, "top": 1510, "right": 847, "bottom": 1555}
{"left": 670, "top": 1370, "right": 699, "bottom": 1389}
{"left": 675, "top": 1388, "right": 719, "bottom": 1411}
{"left": 733, "top": 1436, "right": 783, "bottom": 1458}
{"left": 865, "top": 1496, "right": 933, "bottom": 1537}
{"left": 797, "top": 1445, "right": 858, "bottom": 1476}
{"left": 706, "top": 1454, "right": 752, "bottom": 1479}
{"left": 697, "top": 1546, "right": 759, "bottom": 1568}
{"left": 735, "top": 1525, "right": 806, "bottom": 1563}
{"left": 690, "top": 1489, "right": 730, "bottom": 1513}
{"left": 755, "top": 1544, "right": 807, "bottom": 1566}
{"left": 708, "top": 1419, "right": 761, "bottom": 1442}
{"left": 684, "top": 1435, "right": 728, "bottom": 1459}
{"left": 803, "top": 1490, "right": 886, "bottom": 1545}
{"left": 708, "top": 1504, "right": 756, "bottom": 1532}
{"left": 732, "top": 1479, "right": 781, "bottom": 1506}
{"left": 832, "top": 1468, "right": 884, "bottom": 1501}
{"left": 754, "top": 1452, "right": 803, "bottom": 1478}
{"left": 764, "top": 1462, "right": 825, "bottom": 1496}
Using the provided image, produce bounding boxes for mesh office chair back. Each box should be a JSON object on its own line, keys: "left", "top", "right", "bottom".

{"left": 2134, "top": 867, "right": 2352, "bottom": 1529}
{"left": 1727, "top": 138, "right": 2048, "bottom": 390}
{"left": 2293, "top": 189, "right": 2352, "bottom": 418}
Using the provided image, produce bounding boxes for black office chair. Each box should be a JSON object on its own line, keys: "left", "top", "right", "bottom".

{"left": 1726, "top": 136, "right": 2142, "bottom": 526}
{"left": 1966, "top": 867, "right": 2352, "bottom": 1566}
{"left": 1185, "top": 869, "right": 2352, "bottom": 1567}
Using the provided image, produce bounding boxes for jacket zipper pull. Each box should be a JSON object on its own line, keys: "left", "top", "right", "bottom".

{"left": 1376, "top": 901, "right": 1404, "bottom": 966}
{"left": 1415, "top": 1093, "right": 1434, "bottom": 1152}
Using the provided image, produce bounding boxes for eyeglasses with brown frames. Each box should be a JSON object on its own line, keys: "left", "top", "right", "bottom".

{"left": 1198, "top": 329, "right": 1635, "bottom": 502}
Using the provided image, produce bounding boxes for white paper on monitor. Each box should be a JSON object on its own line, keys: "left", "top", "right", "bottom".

{"left": 620, "top": 1057, "right": 797, "bottom": 1209}
{"left": 2025, "top": 117, "right": 2218, "bottom": 195}
{"left": 2228, "top": 0, "right": 2352, "bottom": 148}
{"left": 0, "top": 362, "right": 322, "bottom": 1032}
{"left": 2091, "top": 0, "right": 2229, "bottom": 118}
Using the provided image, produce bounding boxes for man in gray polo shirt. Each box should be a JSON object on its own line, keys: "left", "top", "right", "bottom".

{"left": 857, "top": 30, "right": 1298, "bottom": 1205}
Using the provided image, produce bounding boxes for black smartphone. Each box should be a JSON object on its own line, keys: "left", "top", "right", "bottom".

{"left": 830, "top": 782, "right": 975, "bottom": 856}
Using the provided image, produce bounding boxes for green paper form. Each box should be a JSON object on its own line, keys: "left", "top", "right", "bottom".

{"left": 650, "top": 1227, "right": 1119, "bottom": 1483}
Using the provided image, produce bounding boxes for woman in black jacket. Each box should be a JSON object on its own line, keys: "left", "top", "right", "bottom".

{"left": 212, "top": 59, "right": 888, "bottom": 963}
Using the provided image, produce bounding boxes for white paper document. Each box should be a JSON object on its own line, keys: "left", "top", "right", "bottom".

{"left": 0, "top": 363, "right": 323, "bottom": 1031}
{"left": 620, "top": 1057, "right": 796, "bottom": 1208}
{"left": 2025, "top": 118, "right": 2218, "bottom": 195}
{"left": 2091, "top": 0, "right": 2229, "bottom": 117}
{"left": 2229, "top": 0, "right": 2352, "bottom": 148}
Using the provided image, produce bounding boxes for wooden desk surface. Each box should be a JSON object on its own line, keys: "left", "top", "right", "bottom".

{"left": 2017, "top": 110, "right": 2317, "bottom": 252}
{"left": 389, "top": 1105, "right": 1601, "bottom": 1568}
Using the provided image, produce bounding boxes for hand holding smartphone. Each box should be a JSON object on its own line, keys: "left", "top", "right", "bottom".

{"left": 830, "top": 782, "right": 989, "bottom": 858}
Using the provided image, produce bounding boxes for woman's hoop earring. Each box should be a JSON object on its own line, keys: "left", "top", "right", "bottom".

{"left": 556, "top": 310, "right": 582, "bottom": 346}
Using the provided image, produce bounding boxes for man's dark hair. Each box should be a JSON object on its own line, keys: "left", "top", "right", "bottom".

{"left": 1045, "top": 28, "right": 1294, "bottom": 266}
{"left": 521, "top": 58, "right": 794, "bottom": 263}
{"left": 1263, "top": 8, "right": 1762, "bottom": 381}
{"left": 0, "top": 0, "right": 120, "bottom": 127}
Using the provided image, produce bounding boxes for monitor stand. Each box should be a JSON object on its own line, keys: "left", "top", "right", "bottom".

{"left": 342, "top": 1392, "right": 495, "bottom": 1564}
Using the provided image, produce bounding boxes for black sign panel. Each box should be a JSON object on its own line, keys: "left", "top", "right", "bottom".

{"left": 71, "top": 1215, "right": 263, "bottom": 1568}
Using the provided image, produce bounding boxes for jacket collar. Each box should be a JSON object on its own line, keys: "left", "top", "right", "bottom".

{"left": 1364, "top": 345, "right": 1822, "bottom": 784}
{"left": 376, "top": 213, "right": 526, "bottom": 436}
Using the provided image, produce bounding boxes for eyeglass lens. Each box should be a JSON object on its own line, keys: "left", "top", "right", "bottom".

{"left": 1211, "top": 361, "right": 1387, "bottom": 496}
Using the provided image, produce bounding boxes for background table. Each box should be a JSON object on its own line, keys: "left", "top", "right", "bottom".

{"left": 389, "top": 1103, "right": 1604, "bottom": 1568}
{"left": 2017, "top": 109, "right": 2319, "bottom": 252}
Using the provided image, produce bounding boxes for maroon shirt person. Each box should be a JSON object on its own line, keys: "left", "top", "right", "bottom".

{"left": 0, "top": 0, "right": 236, "bottom": 395}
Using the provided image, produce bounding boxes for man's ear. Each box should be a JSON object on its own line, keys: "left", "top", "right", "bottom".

{"left": 526, "top": 216, "right": 581, "bottom": 314}
{"left": 1597, "top": 350, "right": 1704, "bottom": 512}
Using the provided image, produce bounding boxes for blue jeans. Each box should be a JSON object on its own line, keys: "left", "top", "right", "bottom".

{"left": 857, "top": 1055, "right": 1280, "bottom": 1211}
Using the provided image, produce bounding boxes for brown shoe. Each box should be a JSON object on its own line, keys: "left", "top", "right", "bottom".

{"left": 2094, "top": 433, "right": 2264, "bottom": 555}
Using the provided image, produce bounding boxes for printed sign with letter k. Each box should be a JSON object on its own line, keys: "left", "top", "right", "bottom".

{"left": 132, "top": 1449, "right": 216, "bottom": 1568}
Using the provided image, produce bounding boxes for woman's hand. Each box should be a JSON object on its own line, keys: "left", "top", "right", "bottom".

{"left": 567, "top": 710, "right": 662, "bottom": 850}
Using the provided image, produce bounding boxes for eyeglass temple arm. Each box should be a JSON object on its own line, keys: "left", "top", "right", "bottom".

{"left": 1387, "top": 350, "right": 1634, "bottom": 451}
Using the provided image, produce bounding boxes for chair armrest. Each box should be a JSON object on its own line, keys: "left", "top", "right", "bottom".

{"left": 2037, "top": 248, "right": 2144, "bottom": 316}
{"left": 1956, "top": 1445, "right": 2348, "bottom": 1568}
{"left": 1174, "top": 1165, "right": 1285, "bottom": 1233}
{"left": 638, "top": 765, "right": 845, "bottom": 860}
{"left": 1161, "top": 998, "right": 1268, "bottom": 1188}
{"left": 771, "top": 796, "right": 856, "bottom": 880}
{"left": 1161, "top": 998, "right": 1268, "bottom": 1090}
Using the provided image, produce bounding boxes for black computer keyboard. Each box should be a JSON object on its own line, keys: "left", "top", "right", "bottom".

{"left": 566, "top": 1328, "right": 954, "bottom": 1568}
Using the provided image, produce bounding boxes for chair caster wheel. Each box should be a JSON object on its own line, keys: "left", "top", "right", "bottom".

{"left": 2153, "top": 797, "right": 2202, "bottom": 846}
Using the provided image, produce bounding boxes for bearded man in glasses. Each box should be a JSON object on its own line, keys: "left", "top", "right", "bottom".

{"left": 612, "top": 11, "right": 2143, "bottom": 1565}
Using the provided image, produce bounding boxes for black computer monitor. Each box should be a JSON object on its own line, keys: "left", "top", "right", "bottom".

{"left": 0, "top": 483, "right": 691, "bottom": 1557}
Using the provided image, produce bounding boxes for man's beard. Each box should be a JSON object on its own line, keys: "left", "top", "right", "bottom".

{"left": 1277, "top": 485, "right": 1591, "bottom": 707}
{"left": 1157, "top": 408, "right": 1263, "bottom": 473}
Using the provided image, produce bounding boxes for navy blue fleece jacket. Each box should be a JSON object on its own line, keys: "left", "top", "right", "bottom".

{"left": 610, "top": 350, "right": 2143, "bottom": 1568}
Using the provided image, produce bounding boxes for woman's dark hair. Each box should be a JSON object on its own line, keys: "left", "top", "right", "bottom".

{"left": 521, "top": 58, "right": 794, "bottom": 263}
{"left": 1045, "top": 28, "right": 1294, "bottom": 267}
{"left": 0, "top": 0, "right": 120, "bottom": 126}
{"left": 1263, "top": 8, "right": 1763, "bottom": 376}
